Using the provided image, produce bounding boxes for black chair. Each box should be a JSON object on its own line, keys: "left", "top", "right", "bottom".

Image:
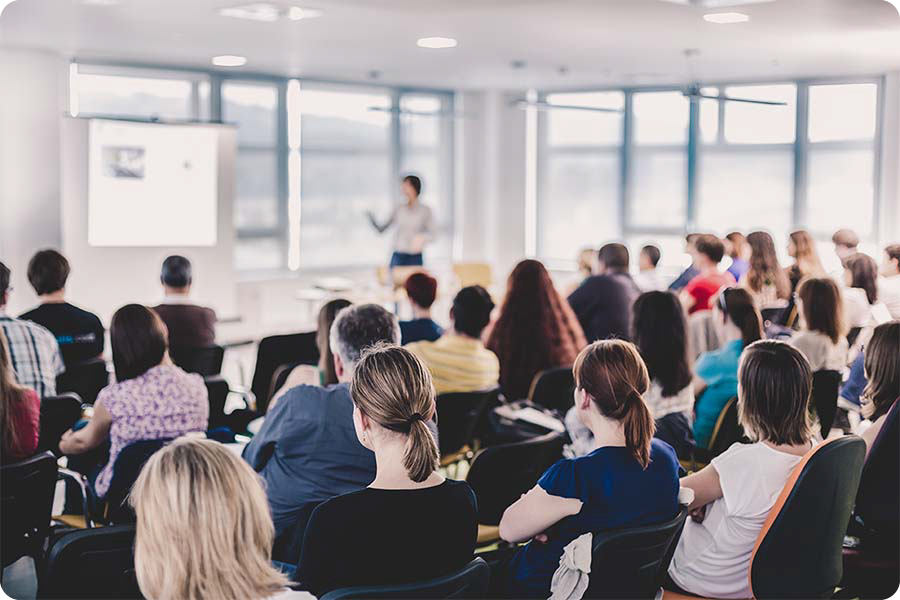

{"left": 1, "top": 451, "right": 57, "bottom": 571}
{"left": 691, "top": 396, "right": 745, "bottom": 468}
{"left": 811, "top": 370, "right": 842, "bottom": 439}
{"left": 101, "top": 439, "right": 172, "bottom": 524}
{"left": 436, "top": 388, "right": 498, "bottom": 462}
{"left": 38, "top": 393, "right": 84, "bottom": 456}
{"left": 38, "top": 524, "right": 141, "bottom": 599}
{"left": 250, "top": 331, "right": 319, "bottom": 415}
{"left": 169, "top": 344, "right": 225, "bottom": 377}
{"left": 204, "top": 375, "right": 230, "bottom": 430}
{"left": 527, "top": 367, "right": 575, "bottom": 413}
{"left": 585, "top": 506, "right": 689, "bottom": 599}
{"left": 56, "top": 358, "right": 109, "bottom": 405}
{"left": 319, "top": 557, "right": 490, "bottom": 600}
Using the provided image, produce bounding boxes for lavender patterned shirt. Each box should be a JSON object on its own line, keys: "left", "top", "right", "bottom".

{"left": 94, "top": 364, "right": 208, "bottom": 496}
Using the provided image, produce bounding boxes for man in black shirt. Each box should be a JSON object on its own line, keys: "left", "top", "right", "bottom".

{"left": 20, "top": 249, "right": 105, "bottom": 367}
{"left": 567, "top": 242, "right": 641, "bottom": 342}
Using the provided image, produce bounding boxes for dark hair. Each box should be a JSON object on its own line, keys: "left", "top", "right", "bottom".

{"left": 161, "top": 255, "right": 192, "bottom": 288}
{"left": 725, "top": 232, "right": 746, "bottom": 259}
{"left": 402, "top": 175, "right": 422, "bottom": 196}
{"left": 694, "top": 234, "right": 725, "bottom": 264}
{"left": 316, "top": 298, "right": 352, "bottom": 386}
{"left": 845, "top": 252, "right": 878, "bottom": 305}
{"left": 717, "top": 287, "right": 763, "bottom": 345}
{"left": 597, "top": 243, "right": 629, "bottom": 272}
{"left": 641, "top": 245, "right": 661, "bottom": 268}
{"left": 685, "top": 233, "right": 701, "bottom": 245}
{"left": 404, "top": 272, "right": 438, "bottom": 309}
{"left": 632, "top": 292, "right": 692, "bottom": 397}
{"left": 111, "top": 304, "right": 168, "bottom": 382}
{"left": 329, "top": 304, "right": 401, "bottom": 369}
{"left": 862, "top": 321, "right": 900, "bottom": 421}
{"left": 832, "top": 228, "right": 859, "bottom": 249}
{"left": 0, "top": 262, "right": 9, "bottom": 299}
{"left": 486, "top": 260, "right": 586, "bottom": 400}
{"left": 573, "top": 340, "right": 654, "bottom": 468}
{"left": 796, "top": 278, "right": 845, "bottom": 344}
{"left": 746, "top": 231, "right": 790, "bottom": 300}
{"left": 738, "top": 340, "right": 812, "bottom": 446}
{"left": 27, "top": 249, "right": 70, "bottom": 296}
{"left": 885, "top": 244, "right": 900, "bottom": 265}
{"left": 452, "top": 285, "right": 494, "bottom": 338}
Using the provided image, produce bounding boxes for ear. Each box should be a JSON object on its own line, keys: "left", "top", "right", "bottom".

{"left": 334, "top": 353, "right": 345, "bottom": 379}
{"left": 575, "top": 387, "right": 592, "bottom": 410}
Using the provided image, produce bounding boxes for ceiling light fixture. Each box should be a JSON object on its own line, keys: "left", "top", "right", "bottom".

{"left": 416, "top": 37, "right": 457, "bottom": 49}
{"left": 212, "top": 55, "right": 247, "bottom": 67}
{"left": 219, "top": 3, "right": 322, "bottom": 22}
{"left": 81, "top": 0, "right": 121, "bottom": 5}
{"left": 703, "top": 11, "right": 750, "bottom": 23}
{"left": 287, "top": 6, "right": 321, "bottom": 20}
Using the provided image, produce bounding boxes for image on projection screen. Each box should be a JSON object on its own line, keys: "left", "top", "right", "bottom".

{"left": 88, "top": 120, "right": 218, "bottom": 247}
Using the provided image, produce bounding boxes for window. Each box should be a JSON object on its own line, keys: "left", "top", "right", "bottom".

{"left": 808, "top": 83, "right": 877, "bottom": 143}
{"left": 723, "top": 84, "right": 796, "bottom": 144}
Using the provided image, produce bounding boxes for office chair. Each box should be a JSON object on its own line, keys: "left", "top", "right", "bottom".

{"left": 1, "top": 451, "right": 57, "bottom": 571}
{"left": 527, "top": 366, "right": 575, "bottom": 413}
{"left": 168, "top": 344, "right": 225, "bottom": 376}
{"left": 38, "top": 393, "right": 85, "bottom": 456}
{"left": 100, "top": 438, "right": 172, "bottom": 525}
{"left": 56, "top": 358, "right": 109, "bottom": 405}
{"left": 319, "top": 557, "right": 490, "bottom": 600}
{"left": 203, "top": 375, "right": 230, "bottom": 430}
{"left": 250, "top": 331, "right": 319, "bottom": 415}
{"left": 811, "top": 370, "right": 842, "bottom": 439}
{"left": 436, "top": 388, "right": 498, "bottom": 466}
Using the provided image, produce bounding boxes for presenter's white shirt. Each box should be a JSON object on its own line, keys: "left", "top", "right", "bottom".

{"left": 387, "top": 202, "right": 434, "bottom": 254}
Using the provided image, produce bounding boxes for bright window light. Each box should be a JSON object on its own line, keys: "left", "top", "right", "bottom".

{"left": 417, "top": 37, "right": 458, "bottom": 49}
{"left": 703, "top": 12, "right": 750, "bottom": 23}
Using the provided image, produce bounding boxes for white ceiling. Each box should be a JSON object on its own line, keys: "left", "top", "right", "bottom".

{"left": 1, "top": 0, "right": 899, "bottom": 89}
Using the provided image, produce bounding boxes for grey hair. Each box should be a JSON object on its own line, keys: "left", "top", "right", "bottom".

{"left": 329, "top": 304, "right": 401, "bottom": 372}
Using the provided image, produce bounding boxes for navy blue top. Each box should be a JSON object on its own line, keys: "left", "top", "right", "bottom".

{"left": 509, "top": 438, "right": 680, "bottom": 597}
{"left": 400, "top": 318, "right": 443, "bottom": 345}
{"left": 668, "top": 265, "right": 699, "bottom": 292}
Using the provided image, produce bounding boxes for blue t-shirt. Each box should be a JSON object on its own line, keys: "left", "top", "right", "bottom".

{"left": 400, "top": 318, "right": 444, "bottom": 345}
{"left": 693, "top": 339, "right": 743, "bottom": 448}
{"left": 727, "top": 258, "right": 749, "bottom": 283}
{"left": 509, "top": 439, "right": 680, "bottom": 598}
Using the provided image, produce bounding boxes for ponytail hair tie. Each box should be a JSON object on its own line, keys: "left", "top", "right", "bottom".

{"left": 407, "top": 413, "right": 426, "bottom": 425}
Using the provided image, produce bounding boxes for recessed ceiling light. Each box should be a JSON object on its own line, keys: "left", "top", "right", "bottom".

{"left": 219, "top": 3, "right": 280, "bottom": 22}
{"left": 703, "top": 11, "right": 750, "bottom": 23}
{"left": 287, "top": 6, "right": 322, "bottom": 20}
{"left": 212, "top": 55, "right": 247, "bottom": 67}
{"left": 416, "top": 37, "right": 457, "bottom": 49}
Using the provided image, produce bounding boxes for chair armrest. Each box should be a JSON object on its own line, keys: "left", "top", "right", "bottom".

{"left": 56, "top": 468, "right": 94, "bottom": 529}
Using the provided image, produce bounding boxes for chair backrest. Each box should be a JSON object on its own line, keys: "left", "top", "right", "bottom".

{"left": 250, "top": 331, "right": 319, "bottom": 414}
{"left": 103, "top": 439, "right": 172, "bottom": 524}
{"left": 527, "top": 367, "right": 575, "bottom": 413}
{"left": 436, "top": 388, "right": 498, "bottom": 457}
{"left": 319, "top": 557, "right": 490, "bottom": 600}
{"left": 39, "top": 524, "right": 140, "bottom": 599}
{"left": 168, "top": 344, "right": 225, "bottom": 377}
{"left": 38, "top": 393, "right": 84, "bottom": 456}
{"left": 1, "top": 451, "right": 58, "bottom": 568}
{"left": 466, "top": 432, "right": 566, "bottom": 525}
{"left": 452, "top": 262, "right": 493, "bottom": 289}
{"left": 811, "top": 370, "right": 842, "bottom": 439}
{"left": 707, "top": 396, "right": 745, "bottom": 458}
{"left": 749, "top": 435, "right": 866, "bottom": 599}
{"left": 203, "top": 376, "right": 230, "bottom": 430}
{"left": 585, "top": 506, "right": 689, "bottom": 599}
{"left": 56, "top": 358, "right": 109, "bottom": 405}
{"left": 854, "top": 399, "right": 899, "bottom": 543}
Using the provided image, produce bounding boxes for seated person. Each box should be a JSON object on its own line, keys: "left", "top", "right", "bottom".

{"left": 407, "top": 285, "right": 499, "bottom": 394}
{"left": 242, "top": 304, "right": 399, "bottom": 539}
{"left": 667, "top": 340, "right": 815, "bottom": 599}
{"left": 634, "top": 244, "right": 667, "bottom": 292}
{"left": 567, "top": 243, "right": 641, "bottom": 342}
{"left": 859, "top": 322, "right": 899, "bottom": 454}
{"left": 58, "top": 304, "right": 208, "bottom": 497}
{"left": 789, "top": 278, "right": 848, "bottom": 372}
{"left": 725, "top": 231, "right": 750, "bottom": 283}
{"left": 130, "top": 438, "right": 312, "bottom": 600}
{"left": 0, "top": 261, "right": 63, "bottom": 398}
{"left": 152, "top": 255, "right": 217, "bottom": 348}
{"left": 400, "top": 272, "right": 443, "bottom": 345}
{"left": 500, "top": 339, "right": 680, "bottom": 598}
{"left": 0, "top": 330, "right": 40, "bottom": 462}
{"left": 19, "top": 249, "right": 104, "bottom": 367}
{"left": 297, "top": 344, "right": 477, "bottom": 596}
{"left": 668, "top": 233, "right": 701, "bottom": 292}
{"left": 681, "top": 234, "right": 735, "bottom": 314}
{"left": 839, "top": 351, "right": 866, "bottom": 413}
{"left": 877, "top": 244, "right": 900, "bottom": 319}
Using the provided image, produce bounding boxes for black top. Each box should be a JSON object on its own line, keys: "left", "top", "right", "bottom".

{"left": 296, "top": 479, "right": 478, "bottom": 596}
{"left": 152, "top": 303, "right": 217, "bottom": 347}
{"left": 400, "top": 318, "right": 444, "bottom": 345}
{"left": 20, "top": 302, "right": 104, "bottom": 367}
{"left": 567, "top": 273, "right": 641, "bottom": 342}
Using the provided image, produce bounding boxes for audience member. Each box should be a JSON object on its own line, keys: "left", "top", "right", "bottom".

{"left": 859, "top": 321, "right": 899, "bottom": 454}
{"left": 667, "top": 340, "right": 814, "bottom": 599}
{"left": 693, "top": 288, "right": 763, "bottom": 448}
{"left": 0, "top": 261, "right": 63, "bottom": 397}
{"left": 500, "top": 340, "right": 680, "bottom": 598}
{"left": 635, "top": 244, "right": 667, "bottom": 292}
{"left": 407, "top": 285, "right": 499, "bottom": 394}
{"left": 19, "top": 249, "right": 104, "bottom": 367}
{"left": 843, "top": 252, "right": 881, "bottom": 329}
{"left": 790, "top": 278, "right": 848, "bottom": 372}
{"left": 668, "top": 233, "right": 701, "bottom": 292}
{"left": 243, "top": 304, "right": 398, "bottom": 538}
{"left": 152, "top": 255, "right": 217, "bottom": 348}
{"left": 681, "top": 234, "right": 735, "bottom": 314}
{"left": 297, "top": 345, "right": 477, "bottom": 596}
{"left": 877, "top": 244, "right": 900, "bottom": 319}
{"left": 130, "top": 438, "right": 312, "bottom": 600}
{"left": 400, "top": 272, "right": 443, "bottom": 344}
{"left": 565, "top": 248, "right": 597, "bottom": 295}
{"left": 832, "top": 228, "right": 860, "bottom": 265}
{"left": 59, "top": 304, "right": 208, "bottom": 497}
{"left": 724, "top": 232, "right": 750, "bottom": 282}
{"left": 839, "top": 352, "right": 866, "bottom": 413}
{"left": 785, "top": 230, "right": 826, "bottom": 294}
{"left": 485, "top": 259, "right": 586, "bottom": 401}
{"left": 0, "top": 330, "right": 40, "bottom": 463}
{"left": 568, "top": 243, "right": 641, "bottom": 342}
{"left": 743, "top": 230, "right": 791, "bottom": 310}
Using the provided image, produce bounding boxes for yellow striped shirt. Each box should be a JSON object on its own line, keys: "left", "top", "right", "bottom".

{"left": 406, "top": 334, "right": 500, "bottom": 395}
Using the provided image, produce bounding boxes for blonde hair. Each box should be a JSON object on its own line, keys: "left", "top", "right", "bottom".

{"left": 350, "top": 343, "right": 438, "bottom": 482}
{"left": 129, "top": 438, "right": 288, "bottom": 600}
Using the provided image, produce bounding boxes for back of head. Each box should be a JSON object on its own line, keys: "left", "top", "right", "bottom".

{"left": 111, "top": 304, "right": 168, "bottom": 382}
{"left": 885, "top": 244, "right": 900, "bottom": 266}
{"left": 641, "top": 245, "right": 661, "bottom": 268}
{"left": 161, "top": 255, "right": 192, "bottom": 289}
{"left": 452, "top": 285, "right": 495, "bottom": 338}
{"left": 738, "top": 340, "right": 812, "bottom": 446}
{"left": 329, "top": 303, "right": 401, "bottom": 371}
{"left": 746, "top": 231, "right": 789, "bottom": 298}
{"left": 632, "top": 291, "right": 692, "bottom": 397}
{"left": 789, "top": 230, "right": 824, "bottom": 276}
{"left": 351, "top": 344, "right": 438, "bottom": 482}
{"left": 129, "top": 438, "right": 286, "bottom": 600}
{"left": 694, "top": 234, "right": 725, "bottom": 265}
{"left": 718, "top": 287, "right": 763, "bottom": 346}
{"left": 597, "top": 243, "right": 629, "bottom": 273}
{"left": 796, "top": 277, "right": 844, "bottom": 344}
{"left": 573, "top": 340, "right": 654, "bottom": 468}
{"left": 845, "top": 252, "right": 879, "bottom": 304}
{"left": 725, "top": 232, "right": 746, "bottom": 259}
{"left": 0, "top": 261, "right": 9, "bottom": 305}
{"left": 404, "top": 272, "right": 438, "bottom": 309}
{"left": 862, "top": 321, "right": 900, "bottom": 421}
{"left": 27, "top": 249, "right": 70, "bottom": 296}
{"left": 832, "top": 228, "right": 860, "bottom": 251}
{"left": 403, "top": 174, "right": 422, "bottom": 196}
{"left": 316, "top": 298, "right": 352, "bottom": 385}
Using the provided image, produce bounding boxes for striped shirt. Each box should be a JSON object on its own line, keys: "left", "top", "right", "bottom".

{"left": 0, "top": 314, "right": 64, "bottom": 398}
{"left": 407, "top": 334, "right": 499, "bottom": 395}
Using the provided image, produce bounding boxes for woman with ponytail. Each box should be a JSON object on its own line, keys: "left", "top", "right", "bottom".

{"left": 500, "top": 340, "right": 680, "bottom": 598}
{"left": 296, "top": 343, "right": 477, "bottom": 596}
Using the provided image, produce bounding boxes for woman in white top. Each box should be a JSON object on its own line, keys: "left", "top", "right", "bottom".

{"left": 790, "top": 277, "right": 848, "bottom": 372}
{"left": 842, "top": 252, "right": 880, "bottom": 329}
{"left": 667, "top": 340, "right": 814, "bottom": 599}
{"left": 367, "top": 174, "right": 434, "bottom": 268}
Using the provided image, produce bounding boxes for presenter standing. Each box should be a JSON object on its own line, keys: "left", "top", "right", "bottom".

{"left": 367, "top": 175, "right": 434, "bottom": 268}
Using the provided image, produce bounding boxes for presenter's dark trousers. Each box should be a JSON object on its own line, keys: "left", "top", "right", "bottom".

{"left": 390, "top": 252, "right": 423, "bottom": 268}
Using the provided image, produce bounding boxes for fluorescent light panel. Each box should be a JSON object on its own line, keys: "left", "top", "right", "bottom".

{"left": 211, "top": 55, "right": 247, "bottom": 67}
{"left": 659, "top": 0, "right": 773, "bottom": 6}
{"left": 417, "top": 37, "right": 458, "bottom": 49}
{"left": 219, "top": 3, "right": 322, "bottom": 22}
{"left": 703, "top": 11, "right": 750, "bottom": 22}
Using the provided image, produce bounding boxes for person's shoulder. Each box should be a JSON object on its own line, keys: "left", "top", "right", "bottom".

{"left": 282, "top": 382, "right": 349, "bottom": 411}
{"left": 18, "top": 306, "right": 41, "bottom": 321}
{"left": 649, "top": 438, "right": 679, "bottom": 470}
{"left": 711, "top": 441, "right": 765, "bottom": 468}
{"left": 17, "top": 317, "right": 57, "bottom": 344}
{"left": 405, "top": 339, "right": 435, "bottom": 355}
